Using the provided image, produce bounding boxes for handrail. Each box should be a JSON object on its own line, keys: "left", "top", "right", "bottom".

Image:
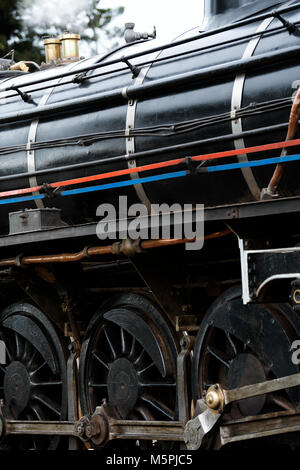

{"left": 2, "top": 1, "right": 300, "bottom": 95}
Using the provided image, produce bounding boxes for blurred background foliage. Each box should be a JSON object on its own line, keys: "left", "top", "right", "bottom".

{"left": 0, "top": 0, "right": 124, "bottom": 63}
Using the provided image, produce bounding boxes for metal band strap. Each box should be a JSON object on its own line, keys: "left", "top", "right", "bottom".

{"left": 125, "top": 65, "right": 152, "bottom": 210}
{"left": 231, "top": 0, "right": 295, "bottom": 199}
{"left": 231, "top": 17, "right": 274, "bottom": 200}
{"left": 27, "top": 62, "right": 84, "bottom": 208}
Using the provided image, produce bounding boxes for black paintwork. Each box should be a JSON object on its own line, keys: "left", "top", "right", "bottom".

{"left": 0, "top": 0, "right": 299, "bottom": 234}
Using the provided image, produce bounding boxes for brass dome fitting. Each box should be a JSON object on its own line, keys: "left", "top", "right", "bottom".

{"left": 60, "top": 32, "right": 80, "bottom": 60}
{"left": 205, "top": 384, "right": 225, "bottom": 414}
{"left": 44, "top": 37, "right": 62, "bottom": 63}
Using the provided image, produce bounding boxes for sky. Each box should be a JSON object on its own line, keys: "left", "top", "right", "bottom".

{"left": 21, "top": 0, "right": 205, "bottom": 58}
{"left": 100, "top": 0, "right": 204, "bottom": 45}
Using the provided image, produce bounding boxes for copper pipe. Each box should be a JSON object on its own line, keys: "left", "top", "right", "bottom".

{"left": 0, "top": 229, "right": 231, "bottom": 268}
{"left": 267, "top": 87, "right": 300, "bottom": 196}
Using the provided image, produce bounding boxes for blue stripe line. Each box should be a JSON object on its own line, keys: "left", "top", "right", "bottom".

{"left": 0, "top": 194, "right": 44, "bottom": 206}
{"left": 61, "top": 171, "right": 187, "bottom": 196}
{"left": 0, "top": 153, "right": 299, "bottom": 206}
{"left": 201, "top": 154, "right": 300, "bottom": 173}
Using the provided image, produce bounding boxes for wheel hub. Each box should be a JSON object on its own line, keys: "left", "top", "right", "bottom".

{"left": 107, "top": 358, "right": 139, "bottom": 418}
{"left": 4, "top": 361, "right": 31, "bottom": 415}
{"left": 227, "top": 353, "right": 266, "bottom": 416}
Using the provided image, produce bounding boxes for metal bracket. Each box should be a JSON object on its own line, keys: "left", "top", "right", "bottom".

{"left": 183, "top": 400, "right": 221, "bottom": 450}
{"left": 121, "top": 57, "right": 141, "bottom": 78}
{"left": 11, "top": 86, "right": 34, "bottom": 104}
{"left": 124, "top": 23, "right": 156, "bottom": 44}
{"left": 184, "top": 371, "right": 300, "bottom": 449}
{"left": 239, "top": 238, "right": 300, "bottom": 304}
{"left": 72, "top": 72, "right": 88, "bottom": 84}
{"left": 272, "top": 10, "right": 299, "bottom": 35}
{"left": 67, "top": 342, "right": 80, "bottom": 449}
{"left": 177, "top": 336, "right": 193, "bottom": 423}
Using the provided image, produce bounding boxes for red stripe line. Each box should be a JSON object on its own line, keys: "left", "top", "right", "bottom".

{"left": 1, "top": 137, "right": 300, "bottom": 199}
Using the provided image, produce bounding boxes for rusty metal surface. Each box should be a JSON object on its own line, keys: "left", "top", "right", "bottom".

{"left": 223, "top": 373, "right": 300, "bottom": 405}
{"left": 5, "top": 420, "right": 77, "bottom": 437}
{"left": 67, "top": 344, "right": 80, "bottom": 449}
{"left": 220, "top": 410, "right": 300, "bottom": 446}
{"left": 184, "top": 401, "right": 221, "bottom": 450}
{"left": 266, "top": 87, "right": 300, "bottom": 197}
{"left": 108, "top": 420, "right": 184, "bottom": 441}
{"left": 0, "top": 230, "right": 230, "bottom": 267}
{"left": 88, "top": 405, "right": 184, "bottom": 445}
{"left": 177, "top": 336, "right": 194, "bottom": 423}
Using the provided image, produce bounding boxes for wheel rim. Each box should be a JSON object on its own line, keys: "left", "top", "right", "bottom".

{"left": 80, "top": 294, "right": 178, "bottom": 446}
{"left": 0, "top": 302, "right": 68, "bottom": 450}
{"left": 193, "top": 288, "right": 300, "bottom": 425}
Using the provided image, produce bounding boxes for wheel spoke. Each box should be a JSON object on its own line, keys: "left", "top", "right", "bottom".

{"left": 30, "top": 405, "right": 43, "bottom": 420}
{"left": 206, "top": 345, "right": 230, "bottom": 368}
{"left": 80, "top": 302, "right": 177, "bottom": 438}
{"left": 27, "top": 349, "right": 38, "bottom": 370}
{"left": 33, "top": 393, "right": 61, "bottom": 417}
{"left": 92, "top": 351, "right": 109, "bottom": 370}
{"left": 120, "top": 328, "right": 126, "bottom": 355}
{"left": 88, "top": 382, "right": 107, "bottom": 388}
{"left": 30, "top": 360, "right": 47, "bottom": 377}
{"left": 0, "top": 305, "right": 67, "bottom": 450}
{"left": 138, "top": 361, "right": 155, "bottom": 375}
{"left": 22, "top": 340, "right": 31, "bottom": 362}
{"left": 14, "top": 332, "right": 22, "bottom": 359}
{"left": 128, "top": 336, "right": 136, "bottom": 360}
{"left": 140, "top": 395, "right": 174, "bottom": 420}
{"left": 4, "top": 343, "right": 12, "bottom": 363}
{"left": 135, "top": 405, "right": 155, "bottom": 421}
{"left": 134, "top": 348, "right": 146, "bottom": 367}
{"left": 225, "top": 331, "right": 237, "bottom": 357}
{"left": 103, "top": 327, "right": 117, "bottom": 360}
{"left": 31, "top": 380, "right": 62, "bottom": 387}
{"left": 140, "top": 382, "right": 176, "bottom": 388}
{"left": 269, "top": 394, "right": 295, "bottom": 411}
{"left": 29, "top": 408, "right": 49, "bottom": 450}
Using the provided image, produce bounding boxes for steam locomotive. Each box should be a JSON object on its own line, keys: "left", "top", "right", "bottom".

{"left": 0, "top": 0, "right": 300, "bottom": 450}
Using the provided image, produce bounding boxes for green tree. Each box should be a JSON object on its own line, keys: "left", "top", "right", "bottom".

{"left": 0, "top": 0, "right": 22, "bottom": 56}
{"left": 0, "top": 0, "right": 124, "bottom": 63}
{"left": 82, "top": 2, "right": 125, "bottom": 55}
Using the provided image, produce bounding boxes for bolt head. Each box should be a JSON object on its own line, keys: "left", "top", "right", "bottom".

{"left": 206, "top": 390, "right": 220, "bottom": 410}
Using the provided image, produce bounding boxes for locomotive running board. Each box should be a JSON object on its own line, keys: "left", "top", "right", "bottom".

{"left": 0, "top": 195, "right": 300, "bottom": 249}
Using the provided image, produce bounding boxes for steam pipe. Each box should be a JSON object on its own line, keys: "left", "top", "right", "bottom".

{"left": 2, "top": 18, "right": 298, "bottom": 102}
{"left": 3, "top": 2, "right": 300, "bottom": 94}
{"left": 1, "top": 44, "right": 300, "bottom": 126}
{"left": 265, "top": 87, "right": 300, "bottom": 197}
{"left": 3, "top": 20, "right": 295, "bottom": 102}
{"left": 0, "top": 230, "right": 231, "bottom": 267}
